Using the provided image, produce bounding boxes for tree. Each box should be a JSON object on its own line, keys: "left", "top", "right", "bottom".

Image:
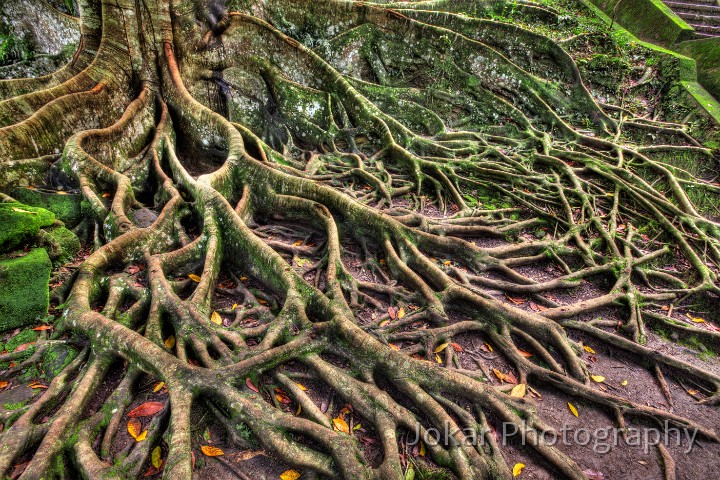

{"left": 0, "top": 0, "right": 719, "bottom": 478}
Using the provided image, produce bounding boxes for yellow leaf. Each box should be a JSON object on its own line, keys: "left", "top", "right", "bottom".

{"left": 135, "top": 430, "right": 148, "bottom": 442}
{"left": 12, "top": 207, "right": 37, "bottom": 215}
{"left": 379, "top": 320, "right": 390, "bottom": 327}
{"left": 200, "top": 445, "right": 224, "bottom": 457}
{"left": 512, "top": 463, "right": 525, "bottom": 477}
{"left": 583, "top": 345, "right": 596, "bottom": 354}
{"left": 333, "top": 417, "right": 350, "bottom": 434}
{"left": 590, "top": 375, "right": 605, "bottom": 383}
{"left": 240, "top": 276, "right": 248, "bottom": 281}
{"left": 434, "top": 342, "right": 449, "bottom": 353}
{"left": 686, "top": 313, "right": 705, "bottom": 323}
{"left": 164, "top": 335, "right": 175, "bottom": 349}
{"left": 211, "top": 311, "right": 222, "bottom": 325}
{"left": 353, "top": 423, "right": 362, "bottom": 431}
{"left": 280, "top": 470, "right": 301, "bottom": 480}
{"left": 419, "top": 442, "right": 426, "bottom": 457}
{"left": 484, "top": 342, "right": 493, "bottom": 352}
{"left": 152, "top": 446, "right": 162, "bottom": 468}
{"left": 127, "top": 419, "right": 141, "bottom": 439}
{"left": 493, "top": 368, "right": 507, "bottom": 383}
{"left": 188, "top": 274, "right": 201, "bottom": 282}
{"left": 510, "top": 384, "right": 527, "bottom": 398}
{"left": 295, "top": 382, "right": 308, "bottom": 391}
{"left": 296, "top": 404, "right": 301, "bottom": 415}
{"left": 620, "top": 379, "right": 628, "bottom": 386}
{"left": 435, "top": 354, "right": 442, "bottom": 363}
{"left": 397, "top": 307, "right": 405, "bottom": 319}
{"left": 231, "top": 303, "right": 239, "bottom": 310}
{"left": 388, "top": 343, "right": 400, "bottom": 350}
{"left": 153, "top": 382, "right": 165, "bottom": 393}
{"left": 567, "top": 402, "right": 579, "bottom": 417}
{"left": 56, "top": 191, "right": 68, "bottom": 195}
{"left": 443, "top": 260, "right": 451, "bottom": 265}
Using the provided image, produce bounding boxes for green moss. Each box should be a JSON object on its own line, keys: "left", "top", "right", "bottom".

{"left": 2, "top": 400, "right": 28, "bottom": 411}
{"left": 42, "top": 225, "right": 80, "bottom": 266}
{"left": 2, "top": 328, "right": 39, "bottom": 353}
{"left": 41, "top": 343, "right": 79, "bottom": 380}
{"left": 0, "top": 248, "right": 52, "bottom": 332}
{"left": 11, "top": 188, "right": 84, "bottom": 228}
{"left": 0, "top": 202, "right": 55, "bottom": 253}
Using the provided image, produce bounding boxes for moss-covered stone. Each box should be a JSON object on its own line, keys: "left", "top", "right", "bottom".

{"left": 0, "top": 248, "right": 51, "bottom": 332}
{"left": 1, "top": 328, "right": 39, "bottom": 353}
{"left": 0, "top": 202, "right": 55, "bottom": 253}
{"left": 41, "top": 343, "right": 78, "bottom": 379}
{"left": 41, "top": 225, "right": 80, "bottom": 266}
{"left": 10, "top": 187, "right": 84, "bottom": 228}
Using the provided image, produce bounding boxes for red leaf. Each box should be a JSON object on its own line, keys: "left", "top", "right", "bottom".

{"left": 388, "top": 307, "right": 396, "bottom": 319}
{"left": 450, "top": 342, "right": 464, "bottom": 353}
{"left": 246, "top": 378, "right": 259, "bottom": 392}
{"left": 128, "top": 402, "right": 165, "bottom": 417}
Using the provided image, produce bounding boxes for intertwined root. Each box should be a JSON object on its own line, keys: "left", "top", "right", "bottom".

{"left": 0, "top": 0, "right": 719, "bottom": 478}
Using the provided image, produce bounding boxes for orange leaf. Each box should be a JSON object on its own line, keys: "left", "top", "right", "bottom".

{"left": 0, "top": 381, "right": 8, "bottom": 389}
{"left": 295, "top": 382, "right": 308, "bottom": 391}
{"left": 518, "top": 349, "right": 533, "bottom": 358}
{"left": 451, "top": 342, "right": 464, "bottom": 353}
{"left": 188, "top": 274, "right": 201, "bottom": 282}
{"left": 164, "top": 335, "right": 175, "bottom": 349}
{"left": 128, "top": 402, "right": 164, "bottom": 417}
{"left": 493, "top": 368, "right": 506, "bottom": 383}
{"left": 200, "top": 445, "right": 224, "bottom": 457}
{"left": 280, "top": 470, "right": 301, "bottom": 480}
{"left": 32, "top": 325, "right": 53, "bottom": 331}
{"left": 388, "top": 307, "right": 397, "bottom": 320}
{"left": 506, "top": 295, "right": 526, "bottom": 305}
{"left": 333, "top": 417, "right": 350, "bottom": 434}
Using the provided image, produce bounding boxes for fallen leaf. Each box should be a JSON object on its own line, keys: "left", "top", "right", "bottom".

{"left": 397, "top": 307, "right": 406, "bottom": 319}
{"left": 513, "top": 463, "right": 525, "bottom": 477}
{"left": 56, "top": 191, "right": 68, "bottom": 195}
{"left": 405, "top": 464, "right": 415, "bottom": 480}
{"left": 276, "top": 393, "right": 291, "bottom": 404}
{"left": 582, "top": 468, "right": 605, "bottom": 480}
{"left": 188, "top": 274, "right": 201, "bottom": 282}
{"left": 211, "top": 311, "right": 222, "bottom": 325}
{"left": 590, "top": 375, "right": 605, "bottom": 383}
{"left": 506, "top": 295, "right": 526, "bottom": 305}
{"left": 164, "top": 335, "right": 175, "bottom": 349}
{"left": 388, "top": 343, "right": 400, "bottom": 350}
{"left": 102, "top": 193, "right": 111, "bottom": 198}
{"left": 11, "top": 207, "right": 37, "bottom": 215}
{"left": 451, "top": 342, "right": 464, "bottom": 352}
{"left": 295, "top": 382, "right": 308, "bottom": 391}
{"left": 687, "top": 389, "right": 699, "bottom": 395}
{"left": 153, "top": 382, "right": 165, "bottom": 393}
{"left": 493, "top": 368, "right": 507, "bottom": 383}
{"left": 583, "top": 345, "right": 596, "bottom": 354}
{"left": 127, "top": 419, "right": 142, "bottom": 439}
{"left": 388, "top": 307, "right": 397, "bottom": 319}
{"left": 200, "top": 445, "right": 224, "bottom": 457}
{"left": 379, "top": 320, "right": 390, "bottom": 327}
{"left": 435, "top": 353, "right": 442, "bottom": 363}
{"left": 32, "top": 325, "right": 53, "bottom": 331}
{"left": 620, "top": 380, "right": 628, "bottom": 386}
{"left": 280, "top": 470, "right": 301, "bottom": 480}
{"left": 135, "top": 430, "right": 148, "bottom": 442}
{"left": 518, "top": 349, "right": 533, "bottom": 358}
{"left": 333, "top": 417, "right": 350, "bottom": 434}
{"left": 686, "top": 313, "right": 705, "bottom": 323}
{"left": 152, "top": 446, "right": 163, "bottom": 468}
{"left": 128, "top": 402, "right": 164, "bottom": 417}
{"left": 29, "top": 382, "right": 48, "bottom": 389}
{"left": 568, "top": 402, "right": 579, "bottom": 417}
{"left": 434, "top": 342, "right": 449, "bottom": 353}
{"left": 419, "top": 442, "right": 426, "bottom": 456}
{"left": 232, "top": 303, "right": 239, "bottom": 310}
{"left": 0, "top": 381, "right": 8, "bottom": 389}
{"left": 292, "top": 240, "right": 303, "bottom": 246}
{"left": 510, "top": 384, "right": 527, "bottom": 398}
{"left": 353, "top": 423, "right": 362, "bottom": 431}
{"left": 245, "top": 378, "right": 259, "bottom": 392}
{"left": 484, "top": 342, "right": 493, "bottom": 352}
{"left": 258, "top": 298, "right": 268, "bottom": 305}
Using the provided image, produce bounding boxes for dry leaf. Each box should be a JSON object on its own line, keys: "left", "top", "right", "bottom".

{"left": 506, "top": 295, "right": 526, "bottom": 305}
{"left": 135, "top": 430, "right": 148, "bottom": 442}
{"left": 102, "top": 193, "right": 111, "bottom": 198}
{"left": 620, "top": 380, "right": 628, "bottom": 386}
{"left": 32, "top": 325, "right": 53, "bottom": 331}
{"left": 433, "top": 342, "right": 449, "bottom": 353}
{"left": 164, "top": 335, "right": 175, "bottom": 349}
{"left": 292, "top": 240, "right": 303, "bottom": 246}
{"left": 153, "top": 382, "right": 165, "bottom": 393}
{"left": 127, "top": 419, "right": 142, "bottom": 439}
{"left": 451, "top": 342, "right": 464, "bottom": 352}
{"left": 419, "top": 442, "right": 426, "bottom": 456}
{"left": 246, "top": 378, "right": 259, "bottom": 392}
{"left": 333, "top": 417, "right": 350, "bottom": 434}
{"left": 583, "top": 345, "right": 596, "bottom": 354}
{"left": 590, "top": 375, "right": 605, "bottom": 383}
{"left": 568, "top": 402, "right": 579, "bottom": 417}
{"left": 231, "top": 303, "right": 239, "bottom": 310}
{"left": 211, "top": 311, "right": 222, "bottom": 325}
{"left": 0, "top": 381, "right": 8, "bottom": 389}
{"left": 128, "top": 402, "right": 164, "bottom": 417}
{"left": 200, "top": 445, "right": 224, "bottom": 457}
{"left": 152, "top": 446, "right": 163, "bottom": 468}
{"left": 397, "top": 307, "right": 406, "bottom": 319}
{"left": 388, "top": 343, "right": 400, "bottom": 350}
{"left": 280, "top": 470, "right": 301, "bottom": 480}
{"left": 188, "top": 274, "right": 201, "bottom": 282}
{"left": 388, "top": 307, "right": 397, "bottom": 319}
{"left": 513, "top": 463, "right": 525, "bottom": 477}
{"left": 510, "top": 384, "right": 527, "bottom": 398}
{"left": 29, "top": 382, "right": 48, "bottom": 389}
{"left": 11, "top": 207, "right": 36, "bottom": 215}
{"left": 518, "top": 349, "right": 533, "bottom": 358}
{"left": 435, "top": 353, "right": 442, "bottom": 363}
{"left": 493, "top": 368, "right": 507, "bottom": 383}
{"left": 484, "top": 342, "right": 493, "bottom": 352}
{"left": 295, "top": 382, "right": 308, "bottom": 391}
{"left": 379, "top": 320, "right": 390, "bottom": 327}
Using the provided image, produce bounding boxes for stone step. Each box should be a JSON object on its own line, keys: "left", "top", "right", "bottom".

{"left": 688, "top": 22, "right": 720, "bottom": 33}
{"left": 675, "top": 11, "right": 720, "bottom": 25}
{"left": 664, "top": 1, "right": 720, "bottom": 14}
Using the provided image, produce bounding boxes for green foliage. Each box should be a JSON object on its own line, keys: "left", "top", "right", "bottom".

{"left": 0, "top": 24, "right": 34, "bottom": 66}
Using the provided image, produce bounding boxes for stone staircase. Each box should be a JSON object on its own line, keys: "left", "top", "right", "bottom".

{"left": 663, "top": 0, "right": 720, "bottom": 37}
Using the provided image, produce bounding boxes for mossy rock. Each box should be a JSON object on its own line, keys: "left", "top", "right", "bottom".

{"left": 41, "top": 342, "right": 78, "bottom": 380}
{"left": 0, "top": 248, "right": 51, "bottom": 332}
{"left": 0, "top": 202, "right": 55, "bottom": 253}
{"left": 42, "top": 225, "right": 80, "bottom": 266}
{"left": 11, "top": 187, "right": 83, "bottom": 227}
{"left": 1, "top": 328, "right": 39, "bottom": 354}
